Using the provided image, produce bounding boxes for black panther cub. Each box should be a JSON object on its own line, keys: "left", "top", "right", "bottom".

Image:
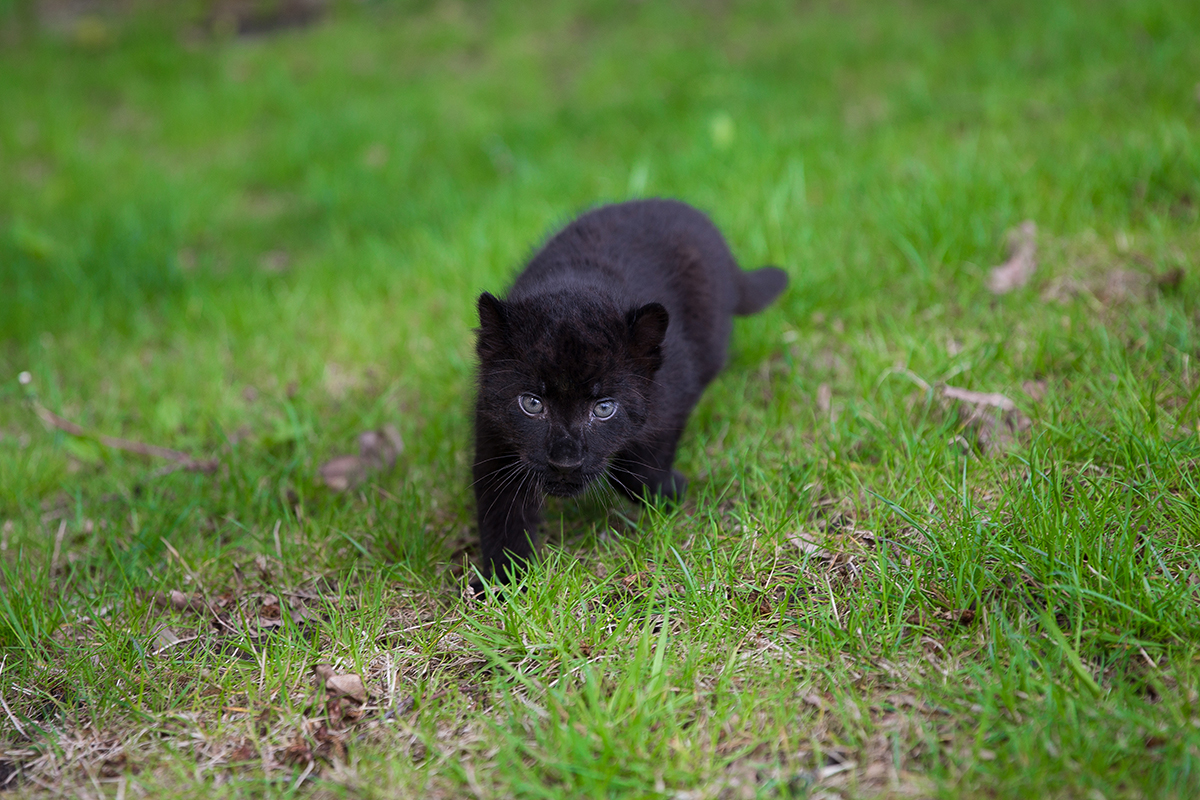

{"left": 472, "top": 199, "right": 787, "bottom": 588}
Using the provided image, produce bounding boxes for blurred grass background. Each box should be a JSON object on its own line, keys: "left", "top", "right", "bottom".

{"left": 1, "top": 1, "right": 1199, "bottom": 797}
{"left": 3, "top": 0, "right": 1195, "bottom": 492}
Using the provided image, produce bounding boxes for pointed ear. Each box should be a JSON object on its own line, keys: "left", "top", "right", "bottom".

{"left": 477, "top": 292, "right": 508, "bottom": 335}
{"left": 476, "top": 292, "right": 510, "bottom": 360}
{"left": 626, "top": 302, "right": 669, "bottom": 371}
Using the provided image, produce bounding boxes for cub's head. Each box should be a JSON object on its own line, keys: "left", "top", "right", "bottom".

{"left": 474, "top": 291, "right": 668, "bottom": 497}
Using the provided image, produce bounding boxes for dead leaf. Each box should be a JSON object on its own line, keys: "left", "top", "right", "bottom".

{"left": 318, "top": 425, "right": 404, "bottom": 491}
{"left": 313, "top": 663, "right": 366, "bottom": 703}
{"left": 620, "top": 570, "right": 652, "bottom": 592}
{"left": 932, "top": 608, "right": 977, "bottom": 626}
{"left": 816, "top": 383, "right": 832, "bottom": 413}
{"left": 1021, "top": 380, "right": 1048, "bottom": 403}
{"left": 789, "top": 535, "right": 824, "bottom": 556}
{"left": 152, "top": 625, "right": 182, "bottom": 653}
{"left": 260, "top": 595, "right": 281, "bottom": 620}
{"left": 288, "top": 603, "right": 324, "bottom": 626}
{"left": 325, "top": 673, "right": 366, "bottom": 703}
{"left": 313, "top": 723, "right": 348, "bottom": 762}
{"left": 976, "top": 414, "right": 1030, "bottom": 455}
{"left": 358, "top": 424, "right": 404, "bottom": 470}
{"left": 228, "top": 739, "right": 257, "bottom": 763}
{"left": 254, "top": 553, "right": 274, "bottom": 582}
{"left": 941, "top": 384, "right": 1031, "bottom": 456}
{"left": 802, "top": 693, "right": 828, "bottom": 709}
{"left": 313, "top": 663, "right": 367, "bottom": 724}
{"left": 318, "top": 455, "right": 365, "bottom": 492}
{"left": 170, "top": 594, "right": 202, "bottom": 614}
{"left": 987, "top": 220, "right": 1037, "bottom": 294}
{"left": 154, "top": 590, "right": 207, "bottom": 614}
{"left": 280, "top": 731, "right": 313, "bottom": 766}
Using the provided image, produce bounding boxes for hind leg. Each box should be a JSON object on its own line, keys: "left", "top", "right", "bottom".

{"left": 609, "top": 432, "right": 688, "bottom": 505}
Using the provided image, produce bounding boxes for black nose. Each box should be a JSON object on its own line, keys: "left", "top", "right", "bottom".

{"left": 547, "top": 456, "right": 583, "bottom": 475}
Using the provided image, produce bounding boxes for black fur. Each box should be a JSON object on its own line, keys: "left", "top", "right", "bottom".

{"left": 472, "top": 199, "right": 787, "bottom": 588}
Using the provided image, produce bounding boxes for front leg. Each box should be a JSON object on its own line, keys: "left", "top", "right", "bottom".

{"left": 473, "top": 432, "right": 544, "bottom": 588}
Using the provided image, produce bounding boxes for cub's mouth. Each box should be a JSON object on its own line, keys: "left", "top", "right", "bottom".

{"left": 543, "top": 472, "right": 596, "bottom": 498}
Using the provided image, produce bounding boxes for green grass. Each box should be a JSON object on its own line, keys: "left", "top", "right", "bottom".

{"left": 2, "top": 0, "right": 1199, "bottom": 796}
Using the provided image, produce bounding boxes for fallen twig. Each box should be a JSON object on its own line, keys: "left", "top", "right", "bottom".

{"left": 32, "top": 402, "right": 218, "bottom": 473}
{"left": 0, "top": 655, "right": 29, "bottom": 739}
{"left": 940, "top": 385, "right": 1015, "bottom": 411}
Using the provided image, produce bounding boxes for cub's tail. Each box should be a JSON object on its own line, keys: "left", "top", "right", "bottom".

{"left": 734, "top": 266, "right": 789, "bottom": 315}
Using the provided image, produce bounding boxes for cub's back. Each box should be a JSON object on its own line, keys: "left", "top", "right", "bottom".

{"left": 511, "top": 199, "right": 743, "bottom": 392}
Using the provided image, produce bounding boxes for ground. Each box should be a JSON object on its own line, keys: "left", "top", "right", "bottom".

{"left": 1, "top": 1, "right": 1199, "bottom": 797}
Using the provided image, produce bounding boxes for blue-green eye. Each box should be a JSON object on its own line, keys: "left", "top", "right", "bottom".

{"left": 518, "top": 394, "right": 544, "bottom": 416}
{"left": 592, "top": 399, "right": 617, "bottom": 419}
